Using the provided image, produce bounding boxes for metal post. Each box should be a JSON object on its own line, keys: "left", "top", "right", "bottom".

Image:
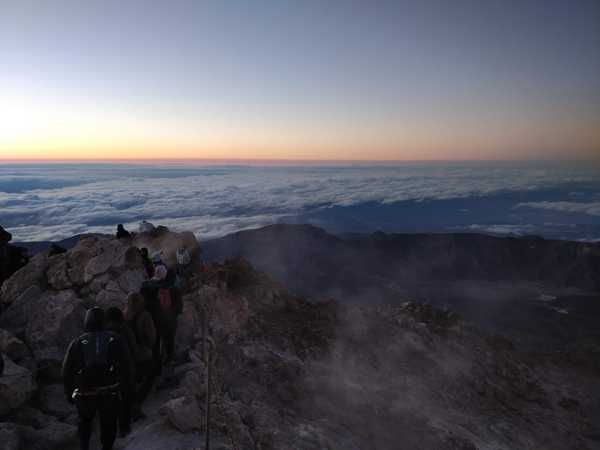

{"left": 205, "top": 345, "right": 211, "bottom": 450}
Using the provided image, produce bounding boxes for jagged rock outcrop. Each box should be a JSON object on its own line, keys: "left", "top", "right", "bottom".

{"left": 0, "top": 356, "right": 37, "bottom": 415}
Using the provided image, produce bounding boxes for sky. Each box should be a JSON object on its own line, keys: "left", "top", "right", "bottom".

{"left": 0, "top": 0, "right": 599, "bottom": 161}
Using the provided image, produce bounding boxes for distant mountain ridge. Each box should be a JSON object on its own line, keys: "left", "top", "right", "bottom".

{"left": 203, "top": 224, "right": 600, "bottom": 295}
{"left": 13, "top": 234, "right": 109, "bottom": 256}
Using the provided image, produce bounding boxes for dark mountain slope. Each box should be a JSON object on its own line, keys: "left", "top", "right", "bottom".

{"left": 203, "top": 224, "right": 600, "bottom": 296}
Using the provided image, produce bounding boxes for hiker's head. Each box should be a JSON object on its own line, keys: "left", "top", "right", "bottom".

{"left": 106, "top": 307, "right": 124, "bottom": 325}
{"left": 154, "top": 264, "right": 167, "bottom": 281}
{"left": 117, "top": 224, "right": 124, "bottom": 231}
{"left": 84, "top": 307, "right": 105, "bottom": 332}
{"left": 151, "top": 252, "right": 162, "bottom": 265}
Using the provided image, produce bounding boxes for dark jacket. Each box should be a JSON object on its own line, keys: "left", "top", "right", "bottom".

{"left": 62, "top": 308, "right": 133, "bottom": 402}
{"left": 105, "top": 321, "right": 137, "bottom": 392}
{"left": 141, "top": 277, "right": 180, "bottom": 332}
{"left": 124, "top": 293, "right": 157, "bottom": 363}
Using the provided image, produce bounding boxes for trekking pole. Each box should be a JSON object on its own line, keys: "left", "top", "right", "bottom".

{"left": 202, "top": 300, "right": 211, "bottom": 450}
{"left": 204, "top": 342, "right": 211, "bottom": 450}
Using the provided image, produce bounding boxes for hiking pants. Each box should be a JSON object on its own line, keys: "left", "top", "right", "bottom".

{"left": 161, "top": 327, "right": 176, "bottom": 364}
{"left": 135, "top": 359, "right": 156, "bottom": 404}
{"left": 76, "top": 392, "right": 120, "bottom": 450}
{"left": 119, "top": 390, "right": 133, "bottom": 432}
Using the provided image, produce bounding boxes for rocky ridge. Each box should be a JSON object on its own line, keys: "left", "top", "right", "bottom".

{"left": 0, "top": 228, "right": 598, "bottom": 450}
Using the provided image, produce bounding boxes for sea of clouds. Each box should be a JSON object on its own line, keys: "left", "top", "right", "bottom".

{"left": 1, "top": 162, "right": 599, "bottom": 242}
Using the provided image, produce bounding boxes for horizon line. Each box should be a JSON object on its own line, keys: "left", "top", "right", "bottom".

{"left": 2, "top": 156, "right": 600, "bottom": 166}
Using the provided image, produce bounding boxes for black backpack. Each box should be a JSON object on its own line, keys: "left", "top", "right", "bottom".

{"left": 77, "top": 331, "right": 119, "bottom": 389}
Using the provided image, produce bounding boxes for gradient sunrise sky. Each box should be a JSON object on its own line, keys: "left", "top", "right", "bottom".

{"left": 1, "top": 0, "right": 599, "bottom": 161}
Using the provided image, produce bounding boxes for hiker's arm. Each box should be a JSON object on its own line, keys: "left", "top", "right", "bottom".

{"left": 61, "top": 341, "right": 77, "bottom": 403}
{"left": 117, "top": 338, "right": 134, "bottom": 393}
{"left": 121, "top": 337, "right": 136, "bottom": 393}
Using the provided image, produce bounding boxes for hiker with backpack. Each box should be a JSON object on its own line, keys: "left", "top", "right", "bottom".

{"left": 105, "top": 307, "right": 137, "bottom": 437}
{"left": 141, "top": 264, "right": 182, "bottom": 367}
{"left": 124, "top": 291, "right": 157, "bottom": 419}
{"left": 116, "top": 224, "right": 131, "bottom": 239}
{"left": 62, "top": 307, "right": 133, "bottom": 450}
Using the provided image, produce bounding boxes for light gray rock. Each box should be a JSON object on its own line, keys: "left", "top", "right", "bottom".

{"left": 12, "top": 406, "right": 58, "bottom": 429}
{"left": 0, "top": 356, "right": 37, "bottom": 415}
{"left": 0, "top": 329, "right": 30, "bottom": 362}
{"left": 38, "top": 384, "right": 73, "bottom": 420}
{"left": 117, "top": 269, "right": 147, "bottom": 295}
{"left": 0, "top": 253, "right": 48, "bottom": 307}
{"left": 119, "top": 420, "right": 207, "bottom": 450}
{"left": 160, "top": 396, "right": 203, "bottom": 433}
{"left": 0, "top": 422, "right": 21, "bottom": 450}
{"left": 0, "top": 285, "right": 43, "bottom": 336}
{"left": 46, "top": 256, "right": 74, "bottom": 290}
{"left": 181, "top": 370, "right": 206, "bottom": 399}
{"left": 95, "top": 288, "right": 127, "bottom": 310}
{"left": 25, "top": 290, "right": 86, "bottom": 365}
{"left": 83, "top": 240, "right": 141, "bottom": 283}
{"left": 19, "top": 421, "right": 77, "bottom": 450}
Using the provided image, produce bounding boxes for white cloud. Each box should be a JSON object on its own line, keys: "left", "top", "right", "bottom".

{"left": 516, "top": 201, "right": 600, "bottom": 217}
{"left": 1, "top": 163, "right": 599, "bottom": 241}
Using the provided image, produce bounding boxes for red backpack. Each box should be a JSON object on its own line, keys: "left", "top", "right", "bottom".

{"left": 159, "top": 287, "right": 172, "bottom": 310}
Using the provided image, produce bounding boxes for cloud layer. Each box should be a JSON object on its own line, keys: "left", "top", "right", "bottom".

{"left": 1, "top": 163, "right": 599, "bottom": 242}
{"left": 517, "top": 201, "right": 600, "bottom": 217}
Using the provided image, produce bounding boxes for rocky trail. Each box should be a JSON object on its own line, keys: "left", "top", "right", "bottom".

{"left": 1, "top": 229, "right": 599, "bottom": 450}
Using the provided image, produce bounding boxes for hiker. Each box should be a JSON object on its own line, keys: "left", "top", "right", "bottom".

{"left": 62, "top": 307, "right": 133, "bottom": 450}
{"left": 141, "top": 265, "right": 181, "bottom": 367}
{"left": 140, "top": 248, "right": 154, "bottom": 278}
{"left": 0, "top": 353, "right": 4, "bottom": 377}
{"left": 105, "top": 307, "right": 137, "bottom": 437}
{"left": 175, "top": 246, "right": 192, "bottom": 288}
{"left": 116, "top": 224, "right": 131, "bottom": 239}
{"left": 124, "top": 292, "right": 157, "bottom": 419}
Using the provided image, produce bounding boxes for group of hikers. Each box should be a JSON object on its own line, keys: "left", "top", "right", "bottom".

{"left": 61, "top": 223, "right": 193, "bottom": 450}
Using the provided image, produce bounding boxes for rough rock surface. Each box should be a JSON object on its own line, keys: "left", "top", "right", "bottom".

{"left": 0, "top": 227, "right": 598, "bottom": 450}
{"left": 0, "top": 356, "right": 37, "bottom": 415}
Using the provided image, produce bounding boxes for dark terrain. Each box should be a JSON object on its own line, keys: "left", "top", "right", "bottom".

{"left": 203, "top": 224, "right": 600, "bottom": 352}
{"left": 1, "top": 225, "right": 599, "bottom": 449}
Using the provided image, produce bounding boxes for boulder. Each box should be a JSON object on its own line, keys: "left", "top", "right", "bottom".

{"left": 83, "top": 240, "right": 141, "bottom": 283}
{"left": 0, "top": 329, "right": 30, "bottom": 363}
{"left": 160, "top": 396, "right": 203, "bottom": 433}
{"left": 0, "top": 253, "right": 48, "bottom": 307}
{"left": 46, "top": 256, "right": 74, "bottom": 290}
{"left": 19, "top": 421, "right": 77, "bottom": 450}
{"left": 12, "top": 406, "right": 58, "bottom": 429}
{"left": 131, "top": 230, "right": 200, "bottom": 267}
{"left": 38, "top": 384, "right": 72, "bottom": 420}
{"left": 0, "top": 422, "right": 21, "bottom": 450}
{"left": 0, "top": 286, "right": 44, "bottom": 335}
{"left": 24, "top": 290, "right": 86, "bottom": 364}
{"left": 117, "top": 269, "right": 147, "bottom": 295}
{"left": 0, "top": 356, "right": 37, "bottom": 415}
